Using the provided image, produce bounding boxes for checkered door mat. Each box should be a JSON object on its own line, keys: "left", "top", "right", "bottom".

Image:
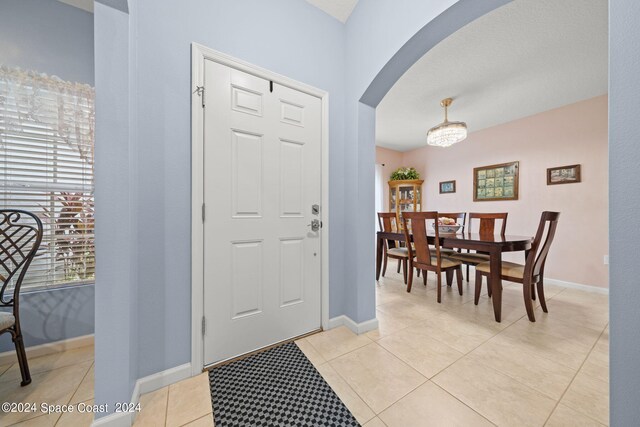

{"left": 209, "top": 341, "right": 360, "bottom": 427}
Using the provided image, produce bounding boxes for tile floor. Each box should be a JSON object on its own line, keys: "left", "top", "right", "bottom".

{"left": 0, "top": 266, "right": 609, "bottom": 427}
{"left": 0, "top": 343, "right": 213, "bottom": 427}
{"left": 0, "top": 345, "right": 95, "bottom": 426}
{"left": 305, "top": 269, "right": 610, "bottom": 427}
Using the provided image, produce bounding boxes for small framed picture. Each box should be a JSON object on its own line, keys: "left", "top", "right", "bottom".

{"left": 547, "top": 164, "right": 581, "bottom": 185}
{"left": 439, "top": 180, "right": 456, "bottom": 194}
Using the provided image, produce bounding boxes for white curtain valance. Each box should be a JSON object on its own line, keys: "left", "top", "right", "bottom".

{"left": 0, "top": 66, "right": 95, "bottom": 166}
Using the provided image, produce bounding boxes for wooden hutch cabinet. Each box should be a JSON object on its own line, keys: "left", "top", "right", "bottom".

{"left": 388, "top": 179, "right": 424, "bottom": 229}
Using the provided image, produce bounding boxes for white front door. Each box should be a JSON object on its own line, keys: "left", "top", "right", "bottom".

{"left": 203, "top": 59, "right": 322, "bottom": 365}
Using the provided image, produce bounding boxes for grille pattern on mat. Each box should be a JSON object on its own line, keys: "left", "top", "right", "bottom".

{"left": 209, "top": 342, "right": 360, "bottom": 427}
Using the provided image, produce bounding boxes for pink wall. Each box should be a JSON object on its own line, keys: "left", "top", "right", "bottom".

{"left": 376, "top": 146, "right": 405, "bottom": 209}
{"left": 396, "top": 95, "right": 609, "bottom": 288}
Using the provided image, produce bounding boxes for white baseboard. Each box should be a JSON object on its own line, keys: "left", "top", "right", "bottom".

{"left": 91, "top": 363, "right": 192, "bottom": 427}
{"left": 545, "top": 278, "right": 609, "bottom": 295}
{"left": 0, "top": 334, "right": 94, "bottom": 366}
{"left": 135, "top": 363, "right": 192, "bottom": 397}
{"left": 328, "top": 315, "right": 379, "bottom": 335}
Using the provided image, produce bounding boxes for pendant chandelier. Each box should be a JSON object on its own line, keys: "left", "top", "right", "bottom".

{"left": 426, "top": 98, "right": 467, "bottom": 147}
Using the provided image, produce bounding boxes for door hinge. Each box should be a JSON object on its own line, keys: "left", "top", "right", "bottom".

{"left": 195, "top": 85, "right": 205, "bottom": 108}
{"left": 201, "top": 316, "right": 206, "bottom": 336}
{"left": 202, "top": 203, "right": 205, "bottom": 222}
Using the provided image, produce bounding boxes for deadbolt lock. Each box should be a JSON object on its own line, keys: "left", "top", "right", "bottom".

{"left": 312, "top": 204, "right": 320, "bottom": 215}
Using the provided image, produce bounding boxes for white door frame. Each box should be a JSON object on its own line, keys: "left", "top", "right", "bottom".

{"left": 190, "top": 43, "right": 330, "bottom": 375}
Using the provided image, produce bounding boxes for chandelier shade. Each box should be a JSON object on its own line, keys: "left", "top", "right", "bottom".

{"left": 427, "top": 98, "right": 467, "bottom": 147}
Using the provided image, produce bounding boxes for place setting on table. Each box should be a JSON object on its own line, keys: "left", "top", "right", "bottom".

{"left": 376, "top": 210, "right": 560, "bottom": 323}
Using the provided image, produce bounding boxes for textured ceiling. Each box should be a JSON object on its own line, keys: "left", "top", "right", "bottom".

{"left": 376, "top": 0, "right": 608, "bottom": 152}
{"left": 305, "top": 0, "right": 359, "bottom": 23}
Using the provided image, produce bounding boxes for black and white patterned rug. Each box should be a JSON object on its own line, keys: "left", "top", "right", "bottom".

{"left": 209, "top": 341, "right": 360, "bottom": 427}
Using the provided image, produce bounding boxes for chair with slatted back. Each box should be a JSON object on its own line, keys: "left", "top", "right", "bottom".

{"left": 377, "top": 212, "right": 409, "bottom": 283}
{"left": 475, "top": 211, "right": 560, "bottom": 322}
{"left": 0, "top": 210, "right": 43, "bottom": 386}
{"left": 402, "top": 212, "right": 464, "bottom": 302}
{"left": 448, "top": 212, "right": 508, "bottom": 283}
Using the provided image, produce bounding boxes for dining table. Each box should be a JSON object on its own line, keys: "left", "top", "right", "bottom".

{"left": 376, "top": 230, "right": 533, "bottom": 322}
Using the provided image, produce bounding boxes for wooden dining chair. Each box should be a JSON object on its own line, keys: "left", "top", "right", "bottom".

{"left": 402, "top": 212, "right": 464, "bottom": 303}
{"left": 378, "top": 212, "right": 409, "bottom": 283}
{"left": 448, "top": 212, "right": 508, "bottom": 281}
{"left": 0, "top": 210, "right": 43, "bottom": 386}
{"left": 474, "top": 211, "right": 560, "bottom": 322}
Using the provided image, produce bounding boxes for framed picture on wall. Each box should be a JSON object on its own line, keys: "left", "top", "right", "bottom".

{"left": 547, "top": 164, "right": 581, "bottom": 185}
{"left": 439, "top": 180, "right": 456, "bottom": 194}
{"left": 473, "top": 161, "right": 519, "bottom": 201}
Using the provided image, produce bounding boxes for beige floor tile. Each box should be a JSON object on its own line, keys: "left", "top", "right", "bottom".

{"left": 0, "top": 346, "right": 94, "bottom": 384}
{"left": 377, "top": 326, "right": 463, "bottom": 378}
{"left": 365, "top": 309, "right": 411, "bottom": 341}
{"left": 295, "top": 338, "right": 326, "bottom": 366}
{"left": 543, "top": 299, "right": 608, "bottom": 332}
{"left": 0, "top": 364, "right": 12, "bottom": 377}
{"left": 546, "top": 404, "right": 605, "bottom": 427}
{"left": 363, "top": 416, "right": 387, "bottom": 427}
{"left": 315, "top": 363, "right": 375, "bottom": 424}
{"left": 561, "top": 372, "right": 609, "bottom": 425}
{"left": 375, "top": 288, "right": 405, "bottom": 306}
{"left": 580, "top": 351, "right": 608, "bottom": 384}
{"left": 329, "top": 343, "right": 425, "bottom": 413}
{"left": 550, "top": 289, "right": 609, "bottom": 307}
{"left": 183, "top": 413, "right": 215, "bottom": 427}
{"left": 496, "top": 319, "right": 597, "bottom": 369}
{"left": 3, "top": 413, "right": 60, "bottom": 426}
{"left": 379, "top": 381, "right": 493, "bottom": 427}
{"left": 305, "top": 326, "right": 372, "bottom": 361}
{"left": 589, "top": 339, "right": 609, "bottom": 367}
{"left": 165, "top": 373, "right": 212, "bottom": 427}
{"left": 409, "top": 311, "right": 496, "bottom": 354}
{"left": 433, "top": 357, "right": 557, "bottom": 427}
{"left": 56, "top": 399, "right": 94, "bottom": 427}
{"left": 70, "top": 364, "right": 94, "bottom": 404}
{"left": 447, "top": 297, "right": 526, "bottom": 332}
{"left": 469, "top": 338, "right": 577, "bottom": 400}
{"left": 376, "top": 299, "right": 444, "bottom": 323}
{"left": 133, "top": 386, "right": 169, "bottom": 427}
{"left": 0, "top": 361, "right": 91, "bottom": 425}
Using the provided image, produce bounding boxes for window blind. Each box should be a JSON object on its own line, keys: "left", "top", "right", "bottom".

{"left": 0, "top": 66, "right": 95, "bottom": 290}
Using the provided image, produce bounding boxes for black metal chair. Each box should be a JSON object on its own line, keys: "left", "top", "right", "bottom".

{"left": 0, "top": 210, "right": 43, "bottom": 386}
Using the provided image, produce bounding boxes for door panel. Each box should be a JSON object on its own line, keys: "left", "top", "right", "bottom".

{"left": 203, "top": 59, "right": 322, "bottom": 365}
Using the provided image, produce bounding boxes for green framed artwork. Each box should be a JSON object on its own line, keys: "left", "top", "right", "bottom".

{"left": 439, "top": 180, "right": 456, "bottom": 194}
{"left": 473, "top": 161, "right": 519, "bottom": 201}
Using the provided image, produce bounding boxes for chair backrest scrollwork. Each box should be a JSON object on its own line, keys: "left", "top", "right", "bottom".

{"left": 0, "top": 210, "right": 44, "bottom": 308}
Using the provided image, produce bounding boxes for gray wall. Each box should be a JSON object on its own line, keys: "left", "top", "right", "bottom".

{"left": 0, "top": 286, "right": 94, "bottom": 352}
{"left": 0, "top": 0, "right": 94, "bottom": 85}
{"left": 0, "top": 0, "right": 95, "bottom": 353}
{"left": 94, "top": 1, "right": 138, "bottom": 410}
{"left": 610, "top": 0, "right": 640, "bottom": 424}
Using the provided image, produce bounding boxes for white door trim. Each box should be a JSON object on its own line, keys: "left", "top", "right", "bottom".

{"left": 190, "top": 43, "right": 330, "bottom": 376}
